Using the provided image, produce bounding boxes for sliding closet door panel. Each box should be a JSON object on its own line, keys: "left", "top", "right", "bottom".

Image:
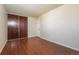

{"left": 19, "top": 16, "right": 28, "bottom": 38}
{"left": 8, "top": 14, "right": 19, "bottom": 40}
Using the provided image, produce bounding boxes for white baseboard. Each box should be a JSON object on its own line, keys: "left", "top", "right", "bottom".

{"left": 0, "top": 40, "right": 7, "bottom": 54}
{"left": 28, "top": 36, "right": 38, "bottom": 38}
{"left": 39, "top": 36, "right": 79, "bottom": 51}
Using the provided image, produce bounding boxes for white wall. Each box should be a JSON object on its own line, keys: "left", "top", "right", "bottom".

{"left": 0, "top": 5, "right": 7, "bottom": 53}
{"left": 38, "top": 5, "right": 79, "bottom": 51}
{"left": 36, "top": 17, "right": 41, "bottom": 36}
{"left": 28, "top": 17, "right": 39, "bottom": 37}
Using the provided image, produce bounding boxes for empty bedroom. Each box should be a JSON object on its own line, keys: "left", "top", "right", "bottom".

{"left": 0, "top": 4, "right": 79, "bottom": 55}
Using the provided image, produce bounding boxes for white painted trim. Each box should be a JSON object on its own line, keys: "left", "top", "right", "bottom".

{"left": 28, "top": 36, "right": 38, "bottom": 38}
{"left": 0, "top": 40, "right": 7, "bottom": 54}
{"left": 39, "top": 36, "right": 79, "bottom": 51}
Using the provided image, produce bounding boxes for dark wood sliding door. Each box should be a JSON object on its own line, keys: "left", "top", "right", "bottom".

{"left": 8, "top": 14, "right": 19, "bottom": 39}
{"left": 8, "top": 14, "right": 28, "bottom": 40}
{"left": 19, "top": 16, "right": 28, "bottom": 38}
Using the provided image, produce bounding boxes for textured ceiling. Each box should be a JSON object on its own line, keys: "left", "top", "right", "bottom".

{"left": 4, "top": 4, "right": 62, "bottom": 17}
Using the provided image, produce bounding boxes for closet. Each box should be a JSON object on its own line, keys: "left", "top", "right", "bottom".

{"left": 8, "top": 14, "right": 28, "bottom": 40}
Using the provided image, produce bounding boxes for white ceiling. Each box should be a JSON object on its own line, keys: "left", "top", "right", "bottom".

{"left": 4, "top": 4, "right": 62, "bottom": 17}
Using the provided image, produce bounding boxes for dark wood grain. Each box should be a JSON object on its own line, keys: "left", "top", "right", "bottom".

{"left": 8, "top": 14, "right": 19, "bottom": 40}
{"left": 8, "top": 14, "right": 28, "bottom": 40}
{"left": 19, "top": 16, "right": 28, "bottom": 38}
{"left": 1, "top": 37, "right": 79, "bottom": 55}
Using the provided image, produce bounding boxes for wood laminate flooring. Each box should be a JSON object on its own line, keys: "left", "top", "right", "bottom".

{"left": 1, "top": 37, "right": 79, "bottom": 55}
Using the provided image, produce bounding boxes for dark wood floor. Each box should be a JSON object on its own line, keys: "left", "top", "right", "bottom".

{"left": 1, "top": 37, "right": 79, "bottom": 55}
